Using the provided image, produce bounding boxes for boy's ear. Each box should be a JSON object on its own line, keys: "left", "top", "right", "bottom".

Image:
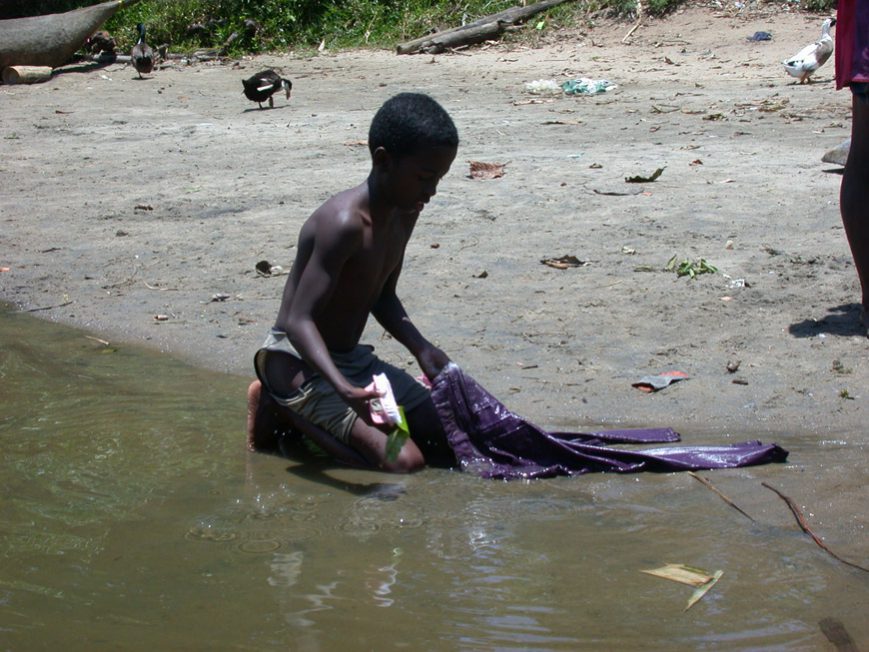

{"left": 371, "top": 146, "right": 391, "bottom": 169}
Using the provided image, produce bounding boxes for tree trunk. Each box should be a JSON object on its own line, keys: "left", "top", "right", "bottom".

{"left": 397, "top": 0, "right": 574, "bottom": 55}
{"left": 2, "top": 65, "right": 53, "bottom": 84}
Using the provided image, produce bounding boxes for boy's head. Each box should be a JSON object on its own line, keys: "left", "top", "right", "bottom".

{"left": 368, "top": 93, "right": 459, "bottom": 159}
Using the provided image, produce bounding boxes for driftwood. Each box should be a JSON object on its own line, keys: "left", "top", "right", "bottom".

{"left": 762, "top": 482, "right": 869, "bottom": 574}
{"left": 622, "top": 0, "right": 644, "bottom": 43}
{"left": 397, "top": 0, "right": 575, "bottom": 55}
{"left": 0, "top": 0, "right": 140, "bottom": 70}
{"left": 1, "top": 65, "right": 53, "bottom": 84}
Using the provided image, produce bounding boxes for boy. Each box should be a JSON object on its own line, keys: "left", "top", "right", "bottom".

{"left": 836, "top": 0, "right": 869, "bottom": 336}
{"left": 246, "top": 92, "right": 459, "bottom": 471}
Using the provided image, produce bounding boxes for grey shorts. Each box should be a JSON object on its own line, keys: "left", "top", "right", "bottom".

{"left": 254, "top": 329, "right": 431, "bottom": 444}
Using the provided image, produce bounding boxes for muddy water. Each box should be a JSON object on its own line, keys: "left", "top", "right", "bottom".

{"left": 1, "top": 305, "right": 866, "bottom": 651}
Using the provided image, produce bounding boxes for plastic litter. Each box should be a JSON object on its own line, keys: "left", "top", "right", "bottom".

{"left": 561, "top": 78, "right": 617, "bottom": 95}
{"left": 632, "top": 370, "right": 689, "bottom": 392}
{"left": 524, "top": 79, "right": 562, "bottom": 94}
{"left": 747, "top": 31, "right": 772, "bottom": 41}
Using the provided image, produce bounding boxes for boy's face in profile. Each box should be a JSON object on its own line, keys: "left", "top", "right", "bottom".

{"left": 379, "top": 144, "right": 457, "bottom": 215}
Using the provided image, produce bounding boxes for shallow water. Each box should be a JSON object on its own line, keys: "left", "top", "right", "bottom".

{"left": 1, "top": 305, "right": 866, "bottom": 651}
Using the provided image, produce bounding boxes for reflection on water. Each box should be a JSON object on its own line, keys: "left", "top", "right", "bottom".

{"left": 1, "top": 304, "right": 867, "bottom": 650}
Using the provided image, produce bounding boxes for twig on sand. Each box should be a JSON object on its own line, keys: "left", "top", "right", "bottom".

{"left": 22, "top": 300, "right": 73, "bottom": 313}
{"left": 622, "top": 0, "right": 644, "bottom": 43}
{"left": 688, "top": 472, "right": 754, "bottom": 521}
{"left": 762, "top": 482, "right": 869, "bottom": 574}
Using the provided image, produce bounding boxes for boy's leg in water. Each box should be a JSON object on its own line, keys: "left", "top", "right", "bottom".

{"left": 246, "top": 380, "right": 287, "bottom": 452}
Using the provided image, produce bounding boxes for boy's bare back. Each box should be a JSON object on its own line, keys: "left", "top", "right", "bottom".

{"left": 274, "top": 181, "right": 414, "bottom": 353}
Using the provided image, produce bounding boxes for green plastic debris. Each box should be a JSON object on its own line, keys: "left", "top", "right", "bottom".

{"left": 384, "top": 406, "right": 410, "bottom": 462}
{"left": 561, "top": 78, "right": 617, "bottom": 95}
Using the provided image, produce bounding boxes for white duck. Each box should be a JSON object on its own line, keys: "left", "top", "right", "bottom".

{"left": 783, "top": 17, "right": 836, "bottom": 84}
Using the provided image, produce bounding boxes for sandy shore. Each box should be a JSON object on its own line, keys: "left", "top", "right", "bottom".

{"left": 1, "top": 6, "right": 865, "bottom": 442}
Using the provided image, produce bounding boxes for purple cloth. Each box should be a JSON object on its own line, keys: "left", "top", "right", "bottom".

{"left": 430, "top": 364, "right": 788, "bottom": 480}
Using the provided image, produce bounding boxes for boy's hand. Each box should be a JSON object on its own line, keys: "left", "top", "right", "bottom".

{"left": 341, "top": 384, "right": 385, "bottom": 426}
{"left": 417, "top": 346, "right": 450, "bottom": 382}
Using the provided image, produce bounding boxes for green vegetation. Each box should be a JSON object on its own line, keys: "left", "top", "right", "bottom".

{"left": 1, "top": 0, "right": 837, "bottom": 54}
{"left": 1, "top": 0, "right": 661, "bottom": 54}
{"left": 665, "top": 255, "right": 718, "bottom": 279}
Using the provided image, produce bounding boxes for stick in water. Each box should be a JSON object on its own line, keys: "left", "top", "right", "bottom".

{"left": 762, "top": 482, "right": 869, "bottom": 574}
{"left": 688, "top": 471, "right": 754, "bottom": 521}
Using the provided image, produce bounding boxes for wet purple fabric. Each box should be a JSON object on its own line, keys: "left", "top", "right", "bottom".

{"left": 430, "top": 364, "right": 788, "bottom": 480}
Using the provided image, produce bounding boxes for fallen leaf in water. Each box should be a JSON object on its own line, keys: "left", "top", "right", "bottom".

{"left": 685, "top": 571, "right": 724, "bottom": 610}
{"left": 641, "top": 563, "right": 724, "bottom": 610}
{"left": 641, "top": 563, "right": 713, "bottom": 587}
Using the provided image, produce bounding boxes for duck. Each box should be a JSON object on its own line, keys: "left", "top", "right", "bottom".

{"left": 242, "top": 69, "right": 292, "bottom": 109}
{"left": 782, "top": 17, "right": 836, "bottom": 84}
{"left": 131, "top": 23, "right": 154, "bottom": 79}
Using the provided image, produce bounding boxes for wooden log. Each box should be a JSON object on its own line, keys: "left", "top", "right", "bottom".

{"left": 0, "top": 0, "right": 141, "bottom": 69}
{"left": 397, "top": 0, "right": 574, "bottom": 54}
{"left": 2, "top": 65, "right": 53, "bottom": 84}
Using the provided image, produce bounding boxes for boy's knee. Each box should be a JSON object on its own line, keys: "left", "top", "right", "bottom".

{"left": 382, "top": 445, "right": 425, "bottom": 473}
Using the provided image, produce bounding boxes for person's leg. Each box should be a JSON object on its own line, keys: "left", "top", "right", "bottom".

{"left": 344, "top": 418, "right": 426, "bottom": 473}
{"left": 246, "top": 379, "right": 287, "bottom": 452}
{"left": 365, "top": 356, "right": 455, "bottom": 468}
{"left": 841, "top": 84, "right": 869, "bottom": 333}
{"left": 247, "top": 349, "right": 309, "bottom": 452}
{"left": 248, "top": 349, "right": 426, "bottom": 472}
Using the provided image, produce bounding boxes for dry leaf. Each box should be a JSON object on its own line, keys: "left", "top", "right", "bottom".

{"left": 625, "top": 167, "right": 665, "bottom": 183}
{"left": 541, "top": 255, "right": 587, "bottom": 269}
{"left": 468, "top": 161, "right": 506, "bottom": 179}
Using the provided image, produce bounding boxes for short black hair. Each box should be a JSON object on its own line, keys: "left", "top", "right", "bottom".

{"left": 368, "top": 92, "right": 458, "bottom": 158}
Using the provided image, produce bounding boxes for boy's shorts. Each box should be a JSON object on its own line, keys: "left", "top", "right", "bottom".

{"left": 254, "top": 329, "right": 430, "bottom": 444}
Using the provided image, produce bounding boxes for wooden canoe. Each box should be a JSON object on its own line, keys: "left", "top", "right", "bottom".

{"left": 0, "top": 0, "right": 140, "bottom": 70}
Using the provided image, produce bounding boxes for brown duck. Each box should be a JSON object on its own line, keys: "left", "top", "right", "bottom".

{"left": 131, "top": 23, "right": 154, "bottom": 78}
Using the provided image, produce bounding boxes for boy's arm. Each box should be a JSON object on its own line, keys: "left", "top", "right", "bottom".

{"left": 372, "top": 264, "right": 450, "bottom": 381}
{"left": 285, "top": 212, "right": 381, "bottom": 417}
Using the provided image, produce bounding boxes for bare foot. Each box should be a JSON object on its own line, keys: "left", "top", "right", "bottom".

{"left": 246, "top": 380, "right": 282, "bottom": 452}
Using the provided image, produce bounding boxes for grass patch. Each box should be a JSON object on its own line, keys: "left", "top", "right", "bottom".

{"left": 2, "top": 0, "right": 837, "bottom": 54}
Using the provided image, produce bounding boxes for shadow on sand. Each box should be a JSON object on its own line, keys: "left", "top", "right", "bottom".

{"left": 788, "top": 303, "right": 866, "bottom": 338}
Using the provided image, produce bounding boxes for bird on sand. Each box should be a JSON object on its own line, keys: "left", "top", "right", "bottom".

{"left": 131, "top": 23, "right": 154, "bottom": 78}
{"left": 242, "top": 69, "right": 292, "bottom": 109}
{"left": 782, "top": 17, "right": 836, "bottom": 84}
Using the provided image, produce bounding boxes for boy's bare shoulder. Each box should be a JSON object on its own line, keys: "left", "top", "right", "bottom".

{"left": 311, "top": 184, "right": 367, "bottom": 225}
{"left": 304, "top": 184, "right": 369, "bottom": 248}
